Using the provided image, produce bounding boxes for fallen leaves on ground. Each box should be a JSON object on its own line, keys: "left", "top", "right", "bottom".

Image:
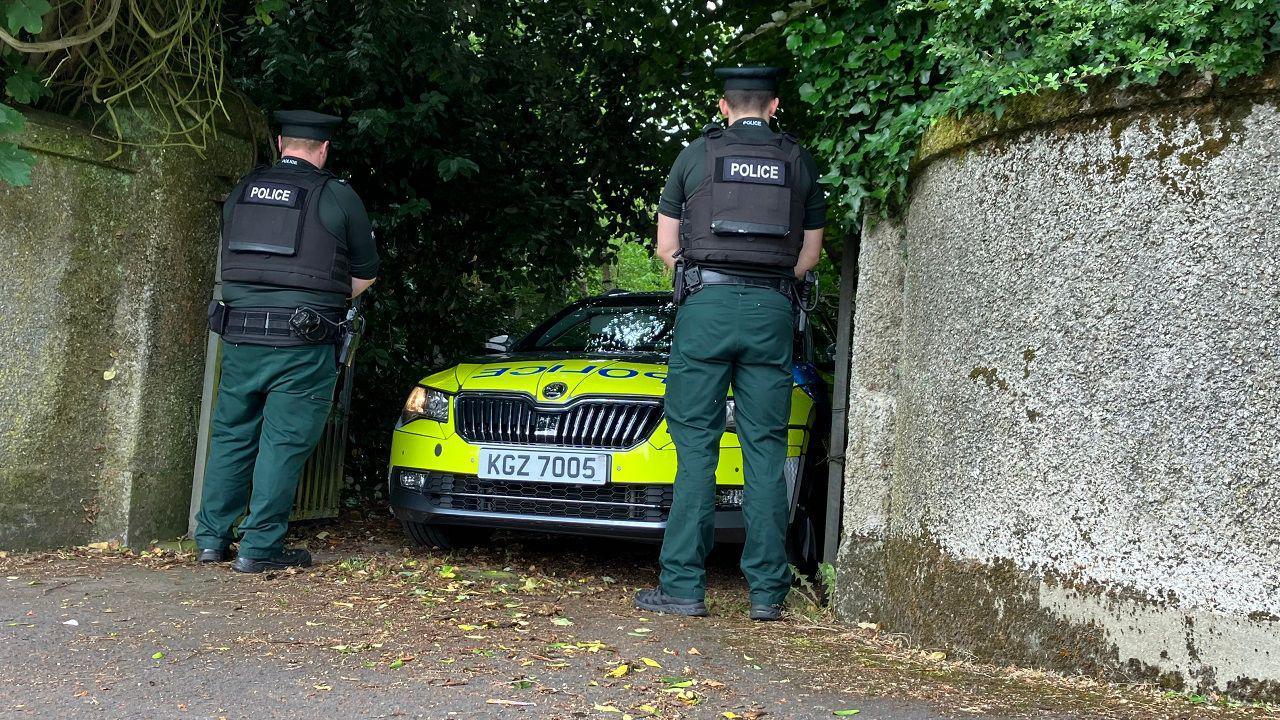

{"left": 1, "top": 513, "right": 1275, "bottom": 720}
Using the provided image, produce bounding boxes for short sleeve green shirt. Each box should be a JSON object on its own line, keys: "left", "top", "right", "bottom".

{"left": 658, "top": 118, "right": 827, "bottom": 229}
{"left": 221, "top": 157, "right": 379, "bottom": 311}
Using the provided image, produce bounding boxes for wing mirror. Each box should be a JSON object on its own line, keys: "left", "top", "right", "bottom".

{"left": 483, "top": 334, "right": 513, "bottom": 354}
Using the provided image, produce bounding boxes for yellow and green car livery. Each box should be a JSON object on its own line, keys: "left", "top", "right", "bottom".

{"left": 388, "top": 290, "right": 831, "bottom": 559}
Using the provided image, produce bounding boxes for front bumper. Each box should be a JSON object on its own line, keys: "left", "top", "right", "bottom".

{"left": 389, "top": 468, "right": 746, "bottom": 542}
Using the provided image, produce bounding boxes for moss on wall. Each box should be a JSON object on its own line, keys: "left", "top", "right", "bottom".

{"left": 841, "top": 60, "right": 1280, "bottom": 701}
{"left": 915, "top": 57, "right": 1280, "bottom": 172}
{"left": 0, "top": 110, "right": 256, "bottom": 549}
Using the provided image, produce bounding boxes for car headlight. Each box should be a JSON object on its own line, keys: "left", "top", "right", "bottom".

{"left": 725, "top": 398, "right": 736, "bottom": 433}
{"left": 401, "top": 385, "right": 451, "bottom": 425}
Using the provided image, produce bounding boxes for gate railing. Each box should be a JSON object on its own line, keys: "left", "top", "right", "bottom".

{"left": 292, "top": 360, "right": 353, "bottom": 520}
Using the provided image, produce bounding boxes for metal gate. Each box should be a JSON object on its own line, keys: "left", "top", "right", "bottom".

{"left": 293, "top": 362, "right": 353, "bottom": 520}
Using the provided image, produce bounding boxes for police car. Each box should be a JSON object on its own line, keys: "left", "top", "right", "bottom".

{"left": 388, "top": 290, "right": 833, "bottom": 569}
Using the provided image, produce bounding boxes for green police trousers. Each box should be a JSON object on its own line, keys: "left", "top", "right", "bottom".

{"left": 194, "top": 342, "right": 338, "bottom": 558}
{"left": 659, "top": 284, "right": 795, "bottom": 606}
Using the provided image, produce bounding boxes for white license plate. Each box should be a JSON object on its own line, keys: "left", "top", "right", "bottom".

{"left": 478, "top": 448, "right": 610, "bottom": 485}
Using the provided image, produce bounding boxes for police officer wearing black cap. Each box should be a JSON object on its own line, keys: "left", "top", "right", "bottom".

{"left": 634, "top": 67, "right": 826, "bottom": 620}
{"left": 194, "top": 110, "right": 379, "bottom": 572}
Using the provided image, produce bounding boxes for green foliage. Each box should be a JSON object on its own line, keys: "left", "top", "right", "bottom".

{"left": 0, "top": 0, "right": 237, "bottom": 186}
{"left": 609, "top": 242, "right": 670, "bottom": 293}
{"left": 0, "top": 99, "right": 30, "bottom": 184}
{"left": 0, "top": 98, "right": 21, "bottom": 133}
{"left": 787, "top": 561, "right": 838, "bottom": 618}
{"left": 248, "top": 0, "right": 286, "bottom": 25}
{"left": 4, "top": 64, "right": 46, "bottom": 104}
{"left": 232, "top": 0, "right": 780, "bottom": 494}
{"left": 909, "top": 0, "right": 1280, "bottom": 106}
{"left": 783, "top": 4, "right": 936, "bottom": 223}
{"left": 436, "top": 156, "right": 480, "bottom": 183}
{"left": 0, "top": 0, "right": 50, "bottom": 186}
{"left": 782, "top": 0, "right": 1280, "bottom": 219}
{"left": 581, "top": 240, "right": 670, "bottom": 297}
{"left": 0, "top": 138, "right": 32, "bottom": 184}
{"left": 3, "top": 0, "right": 51, "bottom": 35}
{"left": 818, "top": 560, "right": 837, "bottom": 596}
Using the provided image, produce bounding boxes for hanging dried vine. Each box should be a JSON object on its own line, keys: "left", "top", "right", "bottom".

{"left": 0, "top": 0, "right": 121, "bottom": 52}
{"left": 2, "top": 0, "right": 262, "bottom": 178}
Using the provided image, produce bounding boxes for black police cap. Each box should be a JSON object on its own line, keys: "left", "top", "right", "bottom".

{"left": 273, "top": 110, "right": 342, "bottom": 141}
{"left": 715, "top": 66, "right": 782, "bottom": 93}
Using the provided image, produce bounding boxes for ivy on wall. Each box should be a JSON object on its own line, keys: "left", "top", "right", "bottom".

{"left": 779, "top": 0, "right": 1280, "bottom": 222}
{"left": 0, "top": 0, "right": 48, "bottom": 184}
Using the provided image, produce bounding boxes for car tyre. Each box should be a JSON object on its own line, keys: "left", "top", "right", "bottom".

{"left": 402, "top": 520, "right": 494, "bottom": 550}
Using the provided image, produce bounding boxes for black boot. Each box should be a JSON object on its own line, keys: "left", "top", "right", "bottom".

{"left": 749, "top": 603, "right": 784, "bottom": 621}
{"left": 196, "top": 548, "right": 227, "bottom": 564}
{"left": 231, "top": 548, "right": 312, "bottom": 573}
{"left": 633, "top": 587, "right": 709, "bottom": 617}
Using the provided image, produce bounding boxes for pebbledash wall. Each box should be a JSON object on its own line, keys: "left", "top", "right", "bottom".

{"left": 837, "top": 66, "right": 1280, "bottom": 700}
{"left": 0, "top": 110, "right": 256, "bottom": 549}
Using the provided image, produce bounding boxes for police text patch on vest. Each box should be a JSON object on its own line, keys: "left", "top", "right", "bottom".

{"left": 717, "top": 156, "right": 788, "bottom": 186}
{"left": 241, "top": 181, "right": 302, "bottom": 208}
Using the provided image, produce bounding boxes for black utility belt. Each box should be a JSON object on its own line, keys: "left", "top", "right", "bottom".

{"left": 680, "top": 266, "right": 794, "bottom": 301}
{"left": 208, "top": 302, "right": 344, "bottom": 346}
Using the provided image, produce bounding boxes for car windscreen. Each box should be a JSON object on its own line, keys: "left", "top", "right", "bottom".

{"left": 519, "top": 299, "right": 676, "bottom": 354}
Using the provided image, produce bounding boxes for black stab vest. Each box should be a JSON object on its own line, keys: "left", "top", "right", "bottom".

{"left": 679, "top": 124, "right": 807, "bottom": 270}
{"left": 220, "top": 163, "right": 350, "bottom": 295}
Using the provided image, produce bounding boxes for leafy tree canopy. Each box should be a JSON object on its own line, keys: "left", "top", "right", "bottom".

{"left": 227, "top": 0, "right": 788, "bottom": 490}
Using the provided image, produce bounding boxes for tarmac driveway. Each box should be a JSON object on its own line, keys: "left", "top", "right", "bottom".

{"left": 0, "top": 515, "right": 1269, "bottom": 720}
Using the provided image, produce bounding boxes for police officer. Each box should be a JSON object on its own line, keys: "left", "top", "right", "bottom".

{"left": 194, "top": 110, "right": 379, "bottom": 573}
{"left": 634, "top": 67, "right": 826, "bottom": 620}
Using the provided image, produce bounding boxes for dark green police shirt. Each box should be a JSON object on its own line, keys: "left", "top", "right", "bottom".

{"left": 657, "top": 118, "right": 826, "bottom": 279}
{"left": 221, "top": 157, "right": 380, "bottom": 311}
{"left": 658, "top": 116, "right": 827, "bottom": 226}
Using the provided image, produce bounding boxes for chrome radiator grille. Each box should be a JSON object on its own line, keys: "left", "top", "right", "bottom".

{"left": 455, "top": 395, "right": 663, "bottom": 450}
{"left": 419, "top": 474, "right": 672, "bottom": 522}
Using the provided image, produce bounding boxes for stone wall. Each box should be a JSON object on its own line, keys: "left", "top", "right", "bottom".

{"left": 837, "top": 69, "right": 1280, "bottom": 700}
{"left": 0, "top": 111, "right": 256, "bottom": 548}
